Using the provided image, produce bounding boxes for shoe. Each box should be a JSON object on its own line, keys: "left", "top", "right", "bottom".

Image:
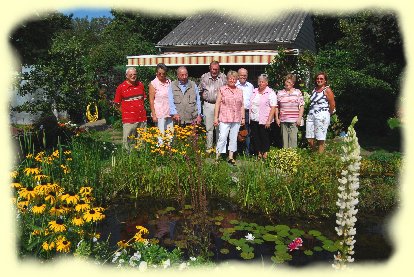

{"left": 227, "top": 158, "right": 236, "bottom": 166}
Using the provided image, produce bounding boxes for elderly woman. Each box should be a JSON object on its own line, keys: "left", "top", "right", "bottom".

{"left": 306, "top": 72, "right": 336, "bottom": 153}
{"left": 249, "top": 74, "right": 277, "bottom": 159}
{"left": 149, "top": 63, "right": 172, "bottom": 144}
{"left": 214, "top": 70, "right": 245, "bottom": 165}
{"left": 275, "top": 73, "right": 305, "bottom": 148}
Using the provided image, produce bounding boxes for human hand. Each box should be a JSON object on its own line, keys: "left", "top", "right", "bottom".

{"left": 172, "top": 114, "right": 180, "bottom": 122}
{"left": 152, "top": 115, "right": 158, "bottom": 123}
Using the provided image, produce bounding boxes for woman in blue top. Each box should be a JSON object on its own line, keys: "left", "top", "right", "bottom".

{"left": 305, "top": 72, "right": 336, "bottom": 153}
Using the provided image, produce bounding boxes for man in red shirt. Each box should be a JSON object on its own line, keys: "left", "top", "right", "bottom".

{"left": 114, "top": 67, "right": 147, "bottom": 150}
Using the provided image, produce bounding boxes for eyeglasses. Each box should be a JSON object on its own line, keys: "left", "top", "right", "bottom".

{"left": 316, "top": 77, "right": 325, "bottom": 80}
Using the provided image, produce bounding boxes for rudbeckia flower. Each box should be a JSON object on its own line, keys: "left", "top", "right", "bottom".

{"left": 11, "top": 182, "right": 22, "bottom": 189}
{"left": 55, "top": 237, "right": 71, "bottom": 253}
{"left": 10, "top": 171, "right": 18, "bottom": 178}
{"left": 17, "top": 200, "right": 29, "bottom": 212}
{"left": 61, "top": 192, "right": 79, "bottom": 205}
{"left": 42, "top": 241, "right": 55, "bottom": 251}
{"left": 71, "top": 216, "right": 85, "bottom": 226}
{"left": 34, "top": 182, "right": 49, "bottom": 196}
{"left": 117, "top": 240, "right": 130, "bottom": 249}
{"left": 50, "top": 205, "right": 65, "bottom": 217}
{"left": 75, "top": 200, "right": 90, "bottom": 212}
{"left": 45, "top": 191, "right": 57, "bottom": 204}
{"left": 49, "top": 218, "right": 67, "bottom": 233}
{"left": 33, "top": 174, "right": 48, "bottom": 182}
{"left": 79, "top": 187, "right": 92, "bottom": 196}
{"left": 83, "top": 209, "right": 105, "bottom": 222}
{"left": 18, "top": 187, "right": 37, "bottom": 200}
{"left": 32, "top": 203, "right": 46, "bottom": 214}
{"left": 24, "top": 167, "right": 40, "bottom": 176}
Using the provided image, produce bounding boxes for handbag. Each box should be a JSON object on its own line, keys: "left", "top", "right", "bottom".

{"left": 237, "top": 127, "right": 248, "bottom": 142}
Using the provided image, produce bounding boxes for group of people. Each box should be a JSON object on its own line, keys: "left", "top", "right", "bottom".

{"left": 113, "top": 61, "right": 336, "bottom": 162}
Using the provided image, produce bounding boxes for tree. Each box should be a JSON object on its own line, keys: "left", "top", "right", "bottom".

{"left": 312, "top": 11, "right": 405, "bottom": 136}
{"left": 9, "top": 11, "right": 73, "bottom": 65}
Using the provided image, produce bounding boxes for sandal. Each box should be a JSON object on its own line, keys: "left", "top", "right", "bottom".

{"left": 227, "top": 158, "right": 236, "bottom": 166}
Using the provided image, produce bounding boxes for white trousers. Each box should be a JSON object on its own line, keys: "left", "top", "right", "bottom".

{"left": 157, "top": 117, "right": 174, "bottom": 145}
{"left": 216, "top": 122, "right": 240, "bottom": 154}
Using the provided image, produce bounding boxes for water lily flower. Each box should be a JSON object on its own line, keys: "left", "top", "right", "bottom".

{"left": 245, "top": 233, "right": 255, "bottom": 241}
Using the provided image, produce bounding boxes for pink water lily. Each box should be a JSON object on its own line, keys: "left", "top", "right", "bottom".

{"left": 288, "top": 237, "right": 303, "bottom": 252}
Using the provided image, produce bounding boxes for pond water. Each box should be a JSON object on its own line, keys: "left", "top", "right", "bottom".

{"left": 98, "top": 196, "right": 394, "bottom": 266}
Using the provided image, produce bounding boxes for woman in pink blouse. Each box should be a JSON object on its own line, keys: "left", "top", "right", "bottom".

{"left": 149, "top": 63, "right": 172, "bottom": 145}
{"left": 249, "top": 74, "right": 277, "bottom": 159}
{"left": 214, "top": 70, "right": 245, "bottom": 165}
{"left": 275, "top": 74, "right": 305, "bottom": 148}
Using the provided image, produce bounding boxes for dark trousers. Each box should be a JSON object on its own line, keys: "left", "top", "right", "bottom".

{"left": 250, "top": 120, "right": 271, "bottom": 154}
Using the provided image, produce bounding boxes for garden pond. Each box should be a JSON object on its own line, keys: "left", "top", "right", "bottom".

{"left": 98, "top": 196, "right": 394, "bottom": 266}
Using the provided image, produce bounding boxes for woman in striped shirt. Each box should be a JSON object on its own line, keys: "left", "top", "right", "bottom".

{"left": 275, "top": 74, "right": 305, "bottom": 148}
{"left": 305, "top": 72, "right": 336, "bottom": 153}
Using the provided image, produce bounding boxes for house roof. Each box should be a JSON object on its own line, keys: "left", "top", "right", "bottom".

{"left": 156, "top": 11, "right": 316, "bottom": 52}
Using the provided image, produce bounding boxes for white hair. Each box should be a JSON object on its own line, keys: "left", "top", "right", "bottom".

{"left": 126, "top": 67, "right": 137, "bottom": 75}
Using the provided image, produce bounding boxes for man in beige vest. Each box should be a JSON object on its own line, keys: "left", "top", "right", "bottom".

{"left": 168, "top": 66, "right": 202, "bottom": 126}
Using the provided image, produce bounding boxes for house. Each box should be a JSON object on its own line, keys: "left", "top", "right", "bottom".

{"left": 127, "top": 10, "right": 316, "bottom": 82}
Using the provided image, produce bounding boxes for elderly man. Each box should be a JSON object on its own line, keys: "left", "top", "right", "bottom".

{"left": 114, "top": 67, "right": 147, "bottom": 150}
{"left": 199, "top": 61, "right": 227, "bottom": 151}
{"left": 236, "top": 68, "right": 254, "bottom": 155}
{"left": 168, "top": 66, "right": 202, "bottom": 126}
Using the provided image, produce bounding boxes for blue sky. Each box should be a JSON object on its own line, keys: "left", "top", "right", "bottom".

{"left": 61, "top": 8, "right": 113, "bottom": 19}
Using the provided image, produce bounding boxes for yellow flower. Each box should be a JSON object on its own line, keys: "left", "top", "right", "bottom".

{"left": 34, "top": 182, "right": 49, "bottom": 196}
{"left": 135, "top": 225, "right": 149, "bottom": 234}
{"left": 25, "top": 153, "right": 33, "bottom": 159}
{"left": 79, "top": 186, "right": 92, "bottom": 196}
{"left": 17, "top": 200, "right": 29, "bottom": 212}
{"left": 32, "top": 203, "right": 46, "bottom": 214}
{"left": 60, "top": 164, "right": 70, "bottom": 174}
{"left": 33, "top": 174, "right": 48, "bottom": 182}
{"left": 44, "top": 191, "right": 57, "bottom": 205}
{"left": 61, "top": 192, "right": 79, "bottom": 205}
{"left": 24, "top": 167, "right": 40, "bottom": 176}
{"left": 10, "top": 170, "right": 18, "bottom": 178}
{"left": 75, "top": 200, "right": 90, "bottom": 212}
{"left": 32, "top": 229, "right": 42, "bottom": 236}
{"left": 49, "top": 205, "right": 65, "bottom": 217}
{"left": 83, "top": 209, "right": 105, "bottom": 222}
{"left": 51, "top": 150, "right": 59, "bottom": 158}
{"left": 42, "top": 241, "right": 55, "bottom": 251}
{"left": 11, "top": 182, "right": 22, "bottom": 189}
{"left": 71, "top": 216, "right": 85, "bottom": 226}
{"left": 64, "top": 150, "right": 71, "bottom": 155}
{"left": 117, "top": 240, "right": 130, "bottom": 249}
{"left": 55, "top": 236, "right": 71, "bottom": 253}
{"left": 18, "top": 187, "right": 37, "bottom": 200}
{"left": 49, "top": 219, "right": 67, "bottom": 233}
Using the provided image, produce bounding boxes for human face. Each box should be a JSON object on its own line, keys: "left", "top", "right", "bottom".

{"left": 284, "top": 79, "right": 294, "bottom": 90}
{"left": 126, "top": 69, "right": 137, "bottom": 84}
{"left": 209, "top": 63, "right": 220, "bottom": 78}
{"left": 177, "top": 68, "right": 188, "bottom": 83}
{"left": 258, "top": 78, "right": 268, "bottom": 91}
{"left": 156, "top": 68, "right": 167, "bottom": 82}
{"left": 315, "top": 74, "right": 326, "bottom": 87}
{"left": 238, "top": 70, "right": 248, "bottom": 85}
{"left": 227, "top": 76, "right": 237, "bottom": 88}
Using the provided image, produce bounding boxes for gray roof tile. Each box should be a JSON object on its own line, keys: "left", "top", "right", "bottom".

{"left": 157, "top": 11, "right": 315, "bottom": 51}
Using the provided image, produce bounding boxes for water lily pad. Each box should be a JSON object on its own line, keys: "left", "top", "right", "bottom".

{"left": 214, "top": 215, "right": 224, "bottom": 221}
{"left": 304, "top": 250, "right": 313, "bottom": 256}
{"left": 322, "top": 243, "right": 338, "bottom": 252}
{"left": 229, "top": 219, "right": 239, "bottom": 225}
{"left": 313, "top": 246, "right": 323, "bottom": 252}
{"left": 276, "top": 230, "right": 290, "bottom": 237}
{"left": 220, "top": 248, "right": 229, "bottom": 254}
{"left": 308, "top": 230, "right": 322, "bottom": 237}
{"left": 265, "top": 225, "right": 276, "bottom": 231}
{"left": 275, "top": 244, "right": 287, "bottom": 252}
{"left": 290, "top": 228, "right": 305, "bottom": 236}
{"left": 275, "top": 224, "right": 290, "bottom": 232}
{"left": 240, "top": 251, "right": 254, "bottom": 259}
{"left": 263, "top": 233, "right": 278, "bottom": 241}
{"left": 214, "top": 221, "right": 221, "bottom": 226}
